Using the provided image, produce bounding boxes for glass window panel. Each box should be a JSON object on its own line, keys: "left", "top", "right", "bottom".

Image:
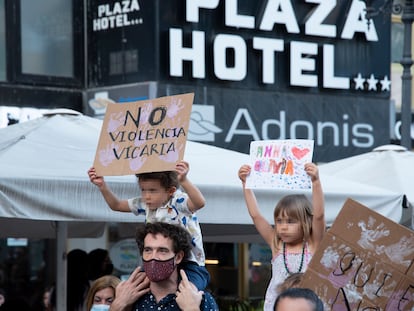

{"left": 391, "top": 22, "right": 403, "bottom": 64}
{"left": 248, "top": 243, "right": 271, "bottom": 300}
{"left": 125, "top": 49, "right": 138, "bottom": 73}
{"left": 0, "top": 0, "right": 5, "bottom": 81}
{"left": 20, "top": 0, "right": 73, "bottom": 77}
{"left": 0, "top": 238, "right": 54, "bottom": 304}
{"left": 110, "top": 51, "right": 123, "bottom": 75}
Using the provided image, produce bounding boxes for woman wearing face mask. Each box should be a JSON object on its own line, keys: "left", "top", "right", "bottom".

{"left": 85, "top": 275, "right": 121, "bottom": 311}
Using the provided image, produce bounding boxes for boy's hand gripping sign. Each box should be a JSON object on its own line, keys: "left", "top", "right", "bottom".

{"left": 93, "top": 93, "right": 194, "bottom": 176}
{"left": 246, "top": 139, "right": 314, "bottom": 190}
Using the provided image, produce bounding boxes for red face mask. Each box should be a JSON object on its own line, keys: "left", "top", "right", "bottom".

{"left": 143, "top": 256, "right": 175, "bottom": 282}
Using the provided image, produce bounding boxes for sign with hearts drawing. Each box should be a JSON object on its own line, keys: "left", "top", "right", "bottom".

{"left": 246, "top": 139, "right": 314, "bottom": 190}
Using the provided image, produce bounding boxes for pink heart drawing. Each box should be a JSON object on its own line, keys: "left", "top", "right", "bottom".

{"left": 292, "top": 147, "right": 310, "bottom": 160}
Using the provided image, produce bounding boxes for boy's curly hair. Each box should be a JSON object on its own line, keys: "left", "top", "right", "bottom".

{"left": 135, "top": 171, "right": 179, "bottom": 189}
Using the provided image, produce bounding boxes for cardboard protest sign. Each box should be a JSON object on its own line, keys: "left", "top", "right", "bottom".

{"left": 246, "top": 139, "right": 314, "bottom": 190}
{"left": 93, "top": 93, "right": 194, "bottom": 176}
{"left": 300, "top": 199, "right": 414, "bottom": 311}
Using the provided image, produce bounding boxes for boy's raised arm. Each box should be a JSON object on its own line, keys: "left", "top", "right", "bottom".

{"left": 176, "top": 161, "right": 206, "bottom": 212}
{"left": 88, "top": 167, "right": 130, "bottom": 212}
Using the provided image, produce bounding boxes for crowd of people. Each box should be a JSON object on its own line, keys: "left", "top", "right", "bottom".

{"left": 0, "top": 158, "right": 326, "bottom": 311}
{"left": 0, "top": 247, "right": 116, "bottom": 311}
{"left": 91, "top": 160, "right": 326, "bottom": 310}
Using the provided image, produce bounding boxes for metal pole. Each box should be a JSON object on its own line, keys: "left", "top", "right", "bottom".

{"left": 56, "top": 222, "right": 68, "bottom": 311}
{"left": 400, "top": 0, "right": 414, "bottom": 149}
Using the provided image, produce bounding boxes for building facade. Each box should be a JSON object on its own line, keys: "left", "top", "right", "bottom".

{"left": 0, "top": 0, "right": 409, "bottom": 309}
{"left": 0, "top": 0, "right": 399, "bottom": 162}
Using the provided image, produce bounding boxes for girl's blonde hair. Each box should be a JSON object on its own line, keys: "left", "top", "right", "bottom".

{"left": 85, "top": 275, "right": 121, "bottom": 311}
{"left": 272, "top": 194, "right": 313, "bottom": 251}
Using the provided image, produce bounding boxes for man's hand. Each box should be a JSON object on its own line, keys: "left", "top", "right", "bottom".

{"left": 110, "top": 266, "right": 150, "bottom": 311}
{"left": 176, "top": 270, "right": 203, "bottom": 311}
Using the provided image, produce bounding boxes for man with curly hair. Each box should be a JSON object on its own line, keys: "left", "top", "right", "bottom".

{"left": 110, "top": 222, "right": 218, "bottom": 311}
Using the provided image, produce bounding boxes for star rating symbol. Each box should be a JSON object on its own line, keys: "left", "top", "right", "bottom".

{"left": 353, "top": 74, "right": 390, "bottom": 92}
{"left": 354, "top": 73, "right": 365, "bottom": 90}
{"left": 380, "top": 75, "right": 391, "bottom": 91}
{"left": 367, "top": 74, "right": 378, "bottom": 91}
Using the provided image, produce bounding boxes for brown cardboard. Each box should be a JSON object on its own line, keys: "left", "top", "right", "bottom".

{"left": 93, "top": 93, "right": 194, "bottom": 176}
{"left": 300, "top": 198, "right": 414, "bottom": 311}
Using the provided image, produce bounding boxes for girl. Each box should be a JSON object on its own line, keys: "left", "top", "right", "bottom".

{"left": 238, "top": 163, "right": 325, "bottom": 311}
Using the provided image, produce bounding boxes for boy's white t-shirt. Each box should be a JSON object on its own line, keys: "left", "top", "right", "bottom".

{"left": 127, "top": 189, "right": 205, "bottom": 266}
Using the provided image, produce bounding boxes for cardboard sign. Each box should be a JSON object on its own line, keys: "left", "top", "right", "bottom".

{"left": 246, "top": 139, "right": 314, "bottom": 190}
{"left": 93, "top": 93, "right": 194, "bottom": 176}
{"left": 300, "top": 199, "right": 414, "bottom": 311}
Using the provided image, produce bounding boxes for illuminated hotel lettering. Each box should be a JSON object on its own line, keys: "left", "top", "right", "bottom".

{"left": 169, "top": 0, "right": 378, "bottom": 90}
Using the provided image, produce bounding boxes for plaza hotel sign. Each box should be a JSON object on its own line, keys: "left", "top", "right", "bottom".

{"left": 89, "top": 0, "right": 392, "bottom": 161}
{"left": 168, "top": 0, "right": 387, "bottom": 91}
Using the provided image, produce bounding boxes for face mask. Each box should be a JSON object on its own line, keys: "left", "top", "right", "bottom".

{"left": 90, "top": 304, "right": 110, "bottom": 311}
{"left": 143, "top": 256, "right": 175, "bottom": 282}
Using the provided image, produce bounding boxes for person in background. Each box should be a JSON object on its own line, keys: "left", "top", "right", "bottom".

{"left": 273, "top": 287, "right": 324, "bottom": 311}
{"left": 276, "top": 272, "right": 304, "bottom": 294}
{"left": 109, "top": 222, "right": 218, "bottom": 311}
{"left": 88, "top": 160, "right": 210, "bottom": 290}
{"left": 238, "top": 163, "right": 325, "bottom": 311}
{"left": 39, "top": 285, "right": 54, "bottom": 311}
{"left": 67, "top": 249, "right": 90, "bottom": 311}
{"left": 0, "top": 288, "right": 5, "bottom": 307}
{"left": 88, "top": 249, "right": 114, "bottom": 282}
{"left": 0, "top": 299, "right": 30, "bottom": 310}
{"left": 85, "top": 275, "right": 121, "bottom": 311}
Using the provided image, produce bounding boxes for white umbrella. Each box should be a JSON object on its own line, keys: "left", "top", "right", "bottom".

{"left": 319, "top": 145, "right": 414, "bottom": 227}
{"left": 0, "top": 115, "right": 405, "bottom": 310}
{"left": 0, "top": 115, "right": 404, "bottom": 233}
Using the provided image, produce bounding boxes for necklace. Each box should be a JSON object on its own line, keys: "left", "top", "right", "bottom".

{"left": 283, "top": 242, "right": 306, "bottom": 275}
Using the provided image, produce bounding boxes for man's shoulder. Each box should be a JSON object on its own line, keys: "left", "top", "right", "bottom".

{"left": 201, "top": 292, "right": 219, "bottom": 310}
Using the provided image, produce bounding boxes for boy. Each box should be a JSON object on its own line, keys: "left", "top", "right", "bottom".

{"left": 88, "top": 160, "right": 209, "bottom": 290}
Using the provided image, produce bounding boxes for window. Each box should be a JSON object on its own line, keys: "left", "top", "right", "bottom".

{"left": 391, "top": 22, "right": 404, "bottom": 64}
{"left": 0, "top": 238, "right": 55, "bottom": 304}
{"left": 125, "top": 50, "right": 138, "bottom": 73}
{"left": 20, "top": 0, "right": 73, "bottom": 77}
{"left": 109, "top": 52, "right": 123, "bottom": 75}
{"left": 0, "top": 0, "right": 5, "bottom": 81}
{"left": 390, "top": 20, "right": 404, "bottom": 109}
{"left": 109, "top": 49, "right": 139, "bottom": 75}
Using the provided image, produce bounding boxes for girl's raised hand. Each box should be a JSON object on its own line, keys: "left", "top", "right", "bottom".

{"left": 238, "top": 165, "right": 251, "bottom": 184}
{"left": 304, "top": 163, "right": 319, "bottom": 182}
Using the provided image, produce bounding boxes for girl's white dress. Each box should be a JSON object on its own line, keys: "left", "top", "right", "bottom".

{"left": 263, "top": 243, "right": 312, "bottom": 311}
